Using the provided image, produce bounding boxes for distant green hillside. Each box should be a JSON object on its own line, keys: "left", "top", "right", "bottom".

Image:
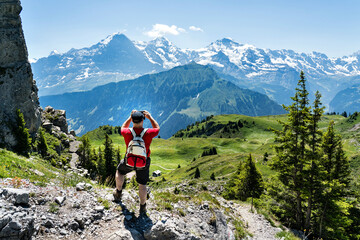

{"left": 40, "top": 63, "right": 285, "bottom": 138}
{"left": 83, "top": 113, "right": 360, "bottom": 192}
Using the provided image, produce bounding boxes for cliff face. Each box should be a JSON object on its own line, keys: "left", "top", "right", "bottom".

{"left": 0, "top": 0, "right": 41, "bottom": 148}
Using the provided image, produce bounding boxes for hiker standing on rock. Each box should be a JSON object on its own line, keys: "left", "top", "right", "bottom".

{"left": 113, "top": 110, "right": 160, "bottom": 215}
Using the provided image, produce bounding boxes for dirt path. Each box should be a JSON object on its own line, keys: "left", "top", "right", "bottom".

{"left": 237, "top": 203, "right": 282, "bottom": 240}
{"left": 151, "top": 164, "right": 175, "bottom": 171}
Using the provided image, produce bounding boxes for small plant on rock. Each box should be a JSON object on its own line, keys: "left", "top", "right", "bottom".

{"left": 49, "top": 202, "right": 59, "bottom": 213}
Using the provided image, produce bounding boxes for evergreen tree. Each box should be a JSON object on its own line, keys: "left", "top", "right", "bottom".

{"left": 115, "top": 146, "right": 121, "bottom": 163}
{"left": 97, "top": 147, "right": 106, "bottom": 183}
{"left": 263, "top": 152, "right": 269, "bottom": 162}
{"left": 38, "top": 128, "right": 48, "bottom": 158}
{"left": 224, "top": 154, "right": 263, "bottom": 211}
{"left": 88, "top": 148, "right": 98, "bottom": 178}
{"left": 103, "top": 134, "right": 115, "bottom": 179}
{"left": 14, "top": 109, "right": 31, "bottom": 156}
{"left": 271, "top": 71, "right": 311, "bottom": 229}
{"left": 304, "top": 90, "right": 325, "bottom": 232}
{"left": 212, "top": 147, "right": 217, "bottom": 155}
{"left": 78, "top": 136, "right": 91, "bottom": 169}
{"left": 195, "top": 167, "right": 200, "bottom": 178}
{"left": 240, "top": 154, "right": 264, "bottom": 211}
{"left": 316, "top": 121, "right": 351, "bottom": 239}
{"left": 210, "top": 172, "right": 215, "bottom": 180}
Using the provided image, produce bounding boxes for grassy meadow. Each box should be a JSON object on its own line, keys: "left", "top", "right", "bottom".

{"left": 83, "top": 113, "right": 360, "bottom": 190}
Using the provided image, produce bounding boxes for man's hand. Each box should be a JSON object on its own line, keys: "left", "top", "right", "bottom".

{"left": 142, "top": 110, "right": 151, "bottom": 119}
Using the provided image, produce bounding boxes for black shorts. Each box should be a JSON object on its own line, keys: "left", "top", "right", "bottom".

{"left": 117, "top": 157, "right": 151, "bottom": 185}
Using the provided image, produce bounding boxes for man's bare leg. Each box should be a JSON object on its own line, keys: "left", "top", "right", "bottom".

{"left": 139, "top": 184, "right": 147, "bottom": 205}
{"left": 115, "top": 170, "right": 125, "bottom": 191}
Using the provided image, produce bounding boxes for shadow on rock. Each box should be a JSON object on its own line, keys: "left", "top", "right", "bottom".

{"left": 115, "top": 201, "right": 154, "bottom": 240}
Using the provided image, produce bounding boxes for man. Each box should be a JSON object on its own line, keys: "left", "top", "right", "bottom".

{"left": 113, "top": 110, "right": 160, "bottom": 215}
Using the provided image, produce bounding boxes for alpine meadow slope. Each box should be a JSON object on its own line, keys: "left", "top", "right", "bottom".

{"left": 40, "top": 63, "right": 285, "bottom": 138}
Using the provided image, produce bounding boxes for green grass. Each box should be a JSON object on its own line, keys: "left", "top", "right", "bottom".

{"left": 0, "top": 148, "right": 58, "bottom": 183}
{"left": 82, "top": 113, "right": 360, "bottom": 190}
{"left": 275, "top": 231, "right": 300, "bottom": 240}
{"left": 0, "top": 148, "right": 90, "bottom": 188}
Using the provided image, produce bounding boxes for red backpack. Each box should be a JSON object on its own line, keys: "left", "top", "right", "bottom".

{"left": 125, "top": 128, "right": 148, "bottom": 169}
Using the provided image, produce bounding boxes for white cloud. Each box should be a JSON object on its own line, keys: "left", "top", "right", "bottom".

{"left": 145, "top": 24, "right": 186, "bottom": 38}
{"left": 189, "top": 26, "right": 204, "bottom": 32}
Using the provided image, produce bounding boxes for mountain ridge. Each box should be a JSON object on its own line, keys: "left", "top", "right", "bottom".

{"left": 32, "top": 33, "right": 360, "bottom": 111}
{"left": 39, "top": 63, "right": 285, "bottom": 137}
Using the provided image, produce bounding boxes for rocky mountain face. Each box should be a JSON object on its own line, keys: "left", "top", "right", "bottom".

{"left": 0, "top": 0, "right": 41, "bottom": 149}
{"left": 32, "top": 33, "right": 360, "bottom": 109}
{"left": 40, "top": 63, "right": 285, "bottom": 137}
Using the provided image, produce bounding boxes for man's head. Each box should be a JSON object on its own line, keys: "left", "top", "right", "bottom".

{"left": 131, "top": 111, "right": 145, "bottom": 127}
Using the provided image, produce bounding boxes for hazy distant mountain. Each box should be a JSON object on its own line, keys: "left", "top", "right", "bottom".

{"left": 32, "top": 34, "right": 161, "bottom": 96}
{"left": 329, "top": 83, "right": 360, "bottom": 113}
{"left": 40, "top": 63, "right": 285, "bottom": 138}
{"left": 33, "top": 33, "right": 360, "bottom": 109}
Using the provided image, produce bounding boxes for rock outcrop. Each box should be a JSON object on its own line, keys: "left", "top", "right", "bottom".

{"left": 0, "top": 0, "right": 41, "bottom": 149}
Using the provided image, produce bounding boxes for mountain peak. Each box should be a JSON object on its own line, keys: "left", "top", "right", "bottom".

{"left": 49, "top": 50, "right": 60, "bottom": 56}
{"left": 209, "top": 38, "right": 243, "bottom": 50}
{"left": 100, "top": 32, "right": 129, "bottom": 45}
{"left": 149, "top": 36, "right": 173, "bottom": 47}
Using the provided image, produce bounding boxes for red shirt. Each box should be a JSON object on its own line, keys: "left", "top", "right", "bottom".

{"left": 121, "top": 127, "right": 159, "bottom": 157}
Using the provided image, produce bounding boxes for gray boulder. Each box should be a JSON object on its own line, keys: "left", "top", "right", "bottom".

{"left": 3, "top": 188, "right": 30, "bottom": 205}
{"left": 107, "top": 228, "right": 144, "bottom": 240}
{"left": 0, "top": 217, "right": 34, "bottom": 240}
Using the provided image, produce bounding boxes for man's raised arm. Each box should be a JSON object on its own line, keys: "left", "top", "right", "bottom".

{"left": 122, "top": 110, "right": 136, "bottom": 128}
{"left": 143, "top": 110, "right": 160, "bottom": 129}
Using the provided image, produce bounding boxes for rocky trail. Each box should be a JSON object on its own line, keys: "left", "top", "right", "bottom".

{"left": 0, "top": 174, "right": 286, "bottom": 240}
{"left": 237, "top": 205, "right": 281, "bottom": 239}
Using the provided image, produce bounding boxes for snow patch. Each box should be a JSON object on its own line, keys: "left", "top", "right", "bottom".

{"left": 88, "top": 106, "right": 98, "bottom": 116}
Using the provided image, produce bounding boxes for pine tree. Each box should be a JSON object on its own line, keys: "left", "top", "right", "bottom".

{"left": 241, "top": 154, "right": 264, "bottom": 211}
{"left": 88, "top": 148, "right": 98, "bottom": 178}
{"left": 195, "top": 167, "right": 200, "bottom": 178}
{"left": 14, "top": 109, "right": 31, "bottom": 157}
{"left": 263, "top": 152, "right": 269, "bottom": 162}
{"left": 38, "top": 128, "right": 48, "bottom": 158}
{"left": 212, "top": 147, "right": 217, "bottom": 155}
{"left": 223, "top": 154, "right": 263, "bottom": 211}
{"left": 103, "top": 134, "right": 115, "bottom": 179}
{"left": 210, "top": 172, "right": 215, "bottom": 180}
{"left": 97, "top": 147, "right": 106, "bottom": 183}
{"left": 271, "top": 71, "right": 311, "bottom": 229}
{"left": 317, "top": 121, "right": 351, "bottom": 239}
{"left": 78, "top": 136, "right": 91, "bottom": 169}
{"left": 115, "top": 146, "right": 121, "bottom": 163}
{"left": 304, "top": 90, "right": 325, "bottom": 232}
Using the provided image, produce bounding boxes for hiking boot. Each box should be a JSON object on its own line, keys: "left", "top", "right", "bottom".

{"left": 113, "top": 188, "right": 122, "bottom": 202}
{"left": 139, "top": 203, "right": 147, "bottom": 215}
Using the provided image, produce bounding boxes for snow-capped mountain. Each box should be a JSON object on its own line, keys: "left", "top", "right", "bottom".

{"left": 33, "top": 33, "right": 360, "bottom": 109}
{"left": 135, "top": 37, "right": 190, "bottom": 69}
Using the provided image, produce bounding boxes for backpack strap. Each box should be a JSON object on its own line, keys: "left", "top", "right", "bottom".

{"left": 140, "top": 128, "right": 148, "bottom": 138}
{"left": 129, "top": 128, "right": 136, "bottom": 138}
{"left": 129, "top": 128, "right": 148, "bottom": 138}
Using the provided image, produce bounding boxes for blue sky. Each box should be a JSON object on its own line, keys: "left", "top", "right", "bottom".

{"left": 21, "top": 0, "right": 360, "bottom": 59}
